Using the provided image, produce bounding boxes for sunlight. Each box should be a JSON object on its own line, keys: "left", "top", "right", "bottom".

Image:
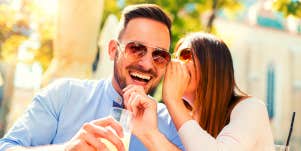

{"left": 34, "top": 0, "right": 57, "bottom": 16}
{"left": 11, "top": 0, "right": 21, "bottom": 11}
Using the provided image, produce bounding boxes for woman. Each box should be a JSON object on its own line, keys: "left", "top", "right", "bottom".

{"left": 163, "top": 32, "right": 275, "bottom": 151}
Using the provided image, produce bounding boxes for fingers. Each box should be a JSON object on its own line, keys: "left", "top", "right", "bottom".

{"left": 167, "top": 59, "right": 190, "bottom": 82}
{"left": 83, "top": 122, "right": 125, "bottom": 151}
{"left": 163, "top": 60, "right": 190, "bottom": 103}
{"left": 122, "top": 85, "right": 139, "bottom": 109}
{"left": 92, "top": 117, "right": 124, "bottom": 138}
{"left": 124, "top": 89, "right": 140, "bottom": 114}
{"left": 122, "top": 84, "right": 144, "bottom": 94}
{"left": 122, "top": 85, "right": 147, "bottom": 110}
{"left": 128, "top": 91, "right": 156, "bottom": 117}
{"left": 122, "top": 85, "right": 156, "bottom": 117}
{"left": 68, "top": 117, "right": 126, "bottom": 151}
{"left": 166, "top": 59, "right": 180, "bottom": 76}
{"left": 128, "top": 92, "right": 140, "bottom": 116}
{"left": 82, "top": 132, "right": 108, "bottom": 151}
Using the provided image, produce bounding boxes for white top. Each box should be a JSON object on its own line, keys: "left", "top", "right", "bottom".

{"left": 178, "top": 98, "right": 275, "bottom": 151}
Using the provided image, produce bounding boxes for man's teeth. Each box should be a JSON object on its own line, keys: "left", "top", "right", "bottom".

{"left": 130, "top": 72, "right": 151, "bottom": 80}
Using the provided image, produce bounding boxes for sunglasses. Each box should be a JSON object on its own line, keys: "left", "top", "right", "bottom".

{"left": 117, "top": 41, "right": 171, "bottom": 67}
{"left": 175, "top": 48, "right": 193, "bottom": 62}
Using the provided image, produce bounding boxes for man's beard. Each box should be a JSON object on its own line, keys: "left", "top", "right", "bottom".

{"left": 113, "top": 57, "right": 160, "bottom": 94}
{"left": 113, "top": 59, "right": 127, "bottom": 91}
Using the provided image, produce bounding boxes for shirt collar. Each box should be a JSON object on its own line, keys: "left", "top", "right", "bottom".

{"left": 107, "top": 78, "right": 123, "bottom": 107}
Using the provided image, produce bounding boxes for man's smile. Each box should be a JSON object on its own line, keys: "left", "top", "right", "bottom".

{"left": 129, "top": 70, "right": 152, "bottom": 85}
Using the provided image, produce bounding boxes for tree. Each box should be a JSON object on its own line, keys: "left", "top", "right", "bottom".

{"left": 0, "top": 2, "right": 28, "bottom": 63}
{"left": 273, "top": 0, "right": 301, "bottom": 18}
{"left": 102, "top": 0, "right": 242, "bottom": 51}
{"left": 41, "top": 0, "right": 104, "bottom": 86}
{"left": 0, "top": 0, "right": 55, "bottom": 70}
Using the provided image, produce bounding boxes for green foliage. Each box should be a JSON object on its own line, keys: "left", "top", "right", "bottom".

{"left": 101, "top": 1, "right": 122, "bottom": 29}
{"left": 101, "top": 0, "right": 242, "bottom": 52}
{"left": 0, "top": 0, "right": 243, "bottom": 72}
{"left": 0, "top": 1, "right": 54, "bottom": 70}
{"left": 273, "top": 0, "right": 301, "bottom": 18}
{"left": 0, "top": 4, "right": 28, "bottom": 62}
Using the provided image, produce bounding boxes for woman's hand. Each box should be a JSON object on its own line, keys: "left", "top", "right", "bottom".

{"left": 163, "top": 59, "right": 193, "bottom": 130}
{"left": 163, "top": 59, "right": 190, "bottom": 104}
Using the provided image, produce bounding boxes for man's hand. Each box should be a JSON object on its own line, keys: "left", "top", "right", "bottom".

{"left": 64, "top": 117, "right": 125, "bottom": 151}
{"left": 122, "top": 85, "right": 182, "bottom": 151}
{"left": 122, "top": 85, "right": 158, "bottom": 139}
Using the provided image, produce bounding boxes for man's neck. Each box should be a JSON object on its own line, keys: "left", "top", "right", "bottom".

{"left": 111, "top": 77, "right": 123, "bottom": 96}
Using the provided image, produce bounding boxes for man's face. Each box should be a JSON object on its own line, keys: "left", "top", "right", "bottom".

{"left": 110, "top": 18, "right": 171, "bottom": 94}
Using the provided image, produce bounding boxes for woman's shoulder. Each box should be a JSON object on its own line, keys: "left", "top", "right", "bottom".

{"left": 236, "top": 97, "right": 265, "bottom": 108}
{"left": 231, "top": 97, "right": 268, "bottom": 119}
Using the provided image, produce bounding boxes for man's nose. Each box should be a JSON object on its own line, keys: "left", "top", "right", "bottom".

{"left": 138, "top": 50, "right": 155, "bottom": 70}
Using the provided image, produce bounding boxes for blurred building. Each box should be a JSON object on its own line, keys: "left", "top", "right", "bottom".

{"left": 93, "top": 14, "right": 118, "bottom": 79}
{"left": 215, "top": 0, "right": 301, "bottom": 150}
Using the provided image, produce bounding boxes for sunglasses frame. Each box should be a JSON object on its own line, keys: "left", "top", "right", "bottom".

{"left": 116, "top": 40, "right": 171, "bottom": 67}
{"left": 174, "top": 48, "right": 193, "bottom": 62}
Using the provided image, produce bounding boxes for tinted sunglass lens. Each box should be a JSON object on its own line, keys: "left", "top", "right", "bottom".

{"left": 152, "top": 50, "right": 171, "bottom": 66}
{"left": 126, "top": 42, "right": 147, "bottom": 58}
{"left": 179, "top": 49, "right": 192, "bottom": 61}
{"left": 123, "top": 41, "right": 170, "bottom": 67}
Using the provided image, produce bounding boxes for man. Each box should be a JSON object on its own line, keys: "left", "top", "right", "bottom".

{"left": 0, "top": 4, "right": 183, "bottom": 151}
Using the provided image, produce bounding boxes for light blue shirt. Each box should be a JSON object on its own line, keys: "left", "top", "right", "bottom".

{"left": 0, "top": 78, "right": 184, "bottom": 151}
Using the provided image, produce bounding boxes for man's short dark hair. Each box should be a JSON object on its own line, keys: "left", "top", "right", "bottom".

{"left": 117, "top": 4, "right": 172, "bottom": 42}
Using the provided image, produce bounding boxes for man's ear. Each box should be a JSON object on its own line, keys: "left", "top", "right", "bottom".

{"left": 108, "top": 40, "right": 117, "bottom": 60}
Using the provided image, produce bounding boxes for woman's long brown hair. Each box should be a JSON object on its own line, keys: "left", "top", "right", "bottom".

{"left": 176, "top": 33, "right": 248, "bottom": 138}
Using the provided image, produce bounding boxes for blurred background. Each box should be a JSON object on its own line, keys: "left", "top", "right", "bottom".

{"left": 0, "top": 0, "right": 300, "bottom": 150}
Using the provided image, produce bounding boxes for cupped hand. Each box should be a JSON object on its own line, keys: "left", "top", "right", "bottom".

{"left": 64, "top": 117, "right": 125, "bottom": 151}
{"left": 122, "top": 85, "right": 159, "bottom": 140}
{"left": 163, "top": 59, "right": 190, "bottom": 104}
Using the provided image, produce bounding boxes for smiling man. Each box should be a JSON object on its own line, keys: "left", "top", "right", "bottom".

{"left": 0, "top": 4, "right": 184, "bottom": 151}
{"left": 111, "top": 16, "right": 170, "bottom": 94}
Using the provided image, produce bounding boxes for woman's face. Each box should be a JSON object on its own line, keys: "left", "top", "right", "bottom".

{"left": 175, "top": 40, "right": 200, "bottom": 103}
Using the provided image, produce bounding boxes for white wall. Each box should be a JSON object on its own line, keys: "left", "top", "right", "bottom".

{"left": 215, "top": 18, "right": 301, "bottom": 150}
